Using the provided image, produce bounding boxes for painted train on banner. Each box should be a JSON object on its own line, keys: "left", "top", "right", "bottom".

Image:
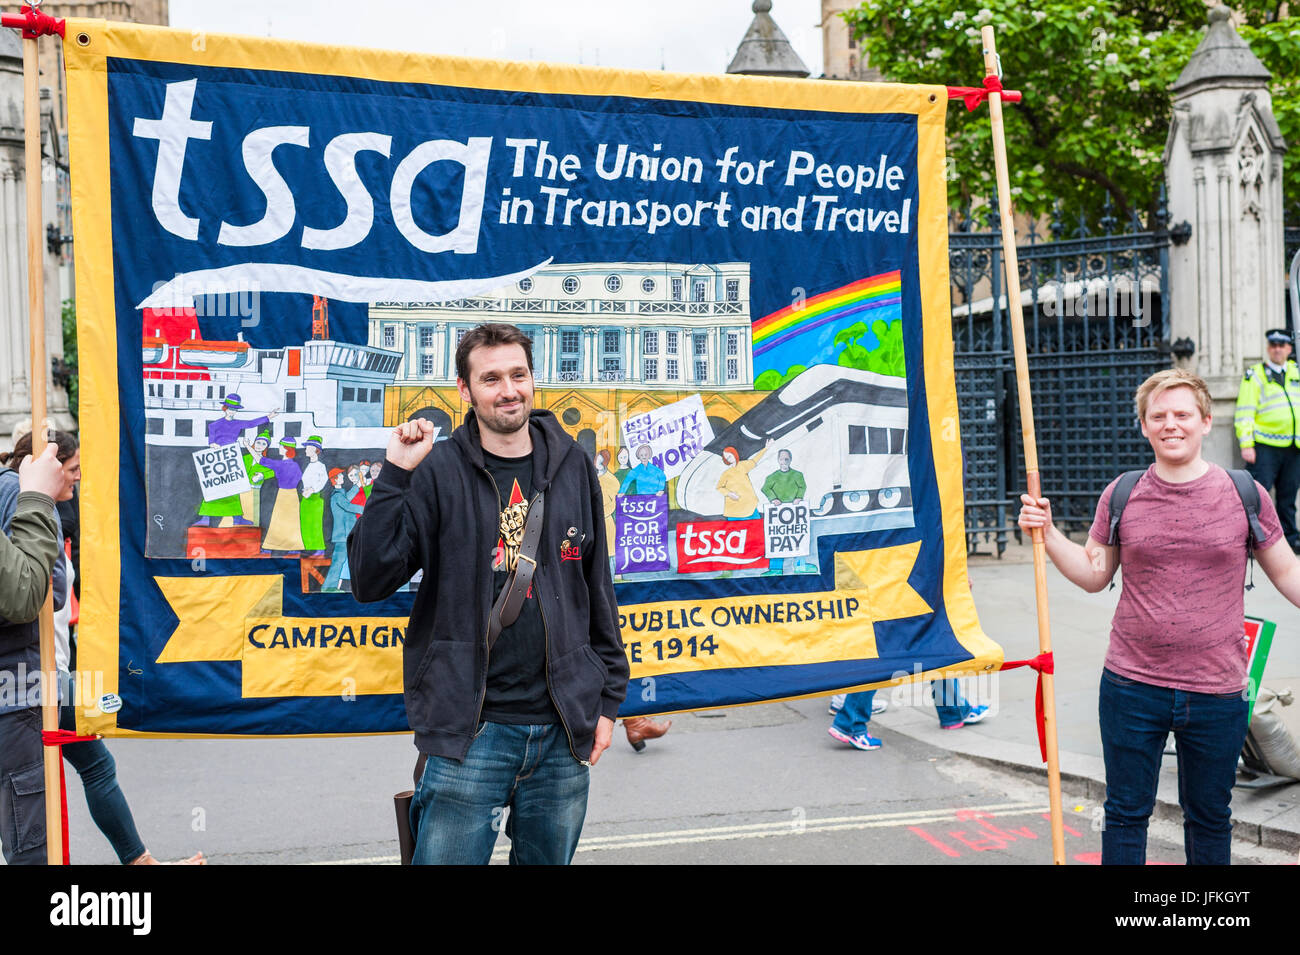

{"left": 142, "top": 262, "right": 910, "bottom": 593}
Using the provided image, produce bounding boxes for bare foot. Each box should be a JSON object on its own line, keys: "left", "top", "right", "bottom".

{"left": 129, "top": 850, "right": 207, "bottom": 865}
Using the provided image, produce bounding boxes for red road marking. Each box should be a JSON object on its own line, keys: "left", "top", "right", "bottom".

{"left": 907, "top": 825, "right": 961, "bottom": 857}
{"left": 995, "top": 823, "right": 1037, "bottom": 839}
{"left": 958, "top": 808, "right": 1038, "bottom": 841}
{"left": 1042, "top": 813, "right": 1083, "bottom": 837}
{"left": 912, "top": 810, "right": 1078, "bottom": 859}
{"left": 948, "top": 828, "right": 1010, "bottom": 851}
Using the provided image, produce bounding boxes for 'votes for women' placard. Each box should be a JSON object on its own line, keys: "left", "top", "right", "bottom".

{"left": 192, "top": 445, "right": 252, "bottom": 501}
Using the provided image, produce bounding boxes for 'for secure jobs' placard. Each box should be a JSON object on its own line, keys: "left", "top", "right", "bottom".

{"left": 615, "top": 495, "right": 671, "bottom": 574}
{"left": 65, "top": 20, "right": 1000, "bottom": 737}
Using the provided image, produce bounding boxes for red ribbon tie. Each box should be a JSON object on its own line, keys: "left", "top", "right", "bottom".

{"left": 41, "top": 728, "right": 102, "bottom": 864}
{"left": 998, "top": 651, "right": 1054, "bottom": 762}
{"left": 1, "top": 5, "right": 67, "bottom": 39}
{"left": 946, "top": 75, "right": 1023, "bottom": 111}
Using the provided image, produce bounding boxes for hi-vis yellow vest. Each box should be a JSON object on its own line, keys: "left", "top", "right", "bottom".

{"left": 1236, "top": 360, "right": 1300, "bottom": 448}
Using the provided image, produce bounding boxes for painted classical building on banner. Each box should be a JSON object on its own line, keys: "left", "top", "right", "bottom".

{"left": 368, "top": 261, "right": 762, "bottom": 451}
{"left": 369, "top": 262, "right": 754, "bottom": 390}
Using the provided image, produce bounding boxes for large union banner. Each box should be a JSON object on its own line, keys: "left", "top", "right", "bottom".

{"left": 65, "top": 21, "right": 1001, "bottom": 737}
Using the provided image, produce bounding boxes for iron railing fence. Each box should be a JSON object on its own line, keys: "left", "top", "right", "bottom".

{"left": 951, "top": 192, "right": 1173, "bottom": 555}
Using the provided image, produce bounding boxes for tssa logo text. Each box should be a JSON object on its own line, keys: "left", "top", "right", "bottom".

{"left": 676, "top": 519, "right": 766, "bottom": 571}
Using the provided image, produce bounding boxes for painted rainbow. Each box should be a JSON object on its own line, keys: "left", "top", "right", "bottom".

{"left": 752, "top": 270, "right": 902, "bottom": 357}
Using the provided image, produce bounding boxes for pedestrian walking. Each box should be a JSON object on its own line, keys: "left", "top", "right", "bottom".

{"left": 828, "top": 690, "right": 884, "bottom": 750}
{"left": 827, "top": 679, "right": 988, "bottom": 751}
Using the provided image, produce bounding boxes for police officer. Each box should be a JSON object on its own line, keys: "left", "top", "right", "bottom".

{"left": 1236, "top": 328, "right": 1300, "bottom": 552}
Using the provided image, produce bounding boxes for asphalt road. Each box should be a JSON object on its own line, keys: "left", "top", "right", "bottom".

{"left": 53, "top": 697, "right": 1292, "bottom": 866}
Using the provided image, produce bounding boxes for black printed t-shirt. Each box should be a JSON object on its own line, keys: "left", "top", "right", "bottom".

{"left": 481, "top": 450, "right": 559, "bottom": 725}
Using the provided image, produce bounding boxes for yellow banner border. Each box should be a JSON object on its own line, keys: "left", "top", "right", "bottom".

{"left": 65, "top": 19, "right": 998, "bottom": 737}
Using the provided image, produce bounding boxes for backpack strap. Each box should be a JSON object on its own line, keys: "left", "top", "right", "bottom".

{"left": 1226, "top": 468, "right": 1265, "bottom": 591}
{"left": 1225, "top": 468, "right": 1265, "bottom": 548}
{"left": 1105, "top": 469, "right": 1146, "bottom": 592}
{"left": 1105, "top": 469, "right": 1146, "bottom": 546}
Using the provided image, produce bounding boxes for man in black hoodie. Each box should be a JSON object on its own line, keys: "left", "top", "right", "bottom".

{"left": 349, "top": 323, "right": 628, "bottom": 865}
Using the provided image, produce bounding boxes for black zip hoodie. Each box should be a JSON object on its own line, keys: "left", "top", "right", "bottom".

{"left": 347, "top": 410, "right": 628, "bottom": 762}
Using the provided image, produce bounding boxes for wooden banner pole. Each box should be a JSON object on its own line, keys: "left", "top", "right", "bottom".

{"left": 22, "top": 30, "right": 62, "bottom": 866}
{"left": 979, "top": 25, "right": 1066, "bottom": 865}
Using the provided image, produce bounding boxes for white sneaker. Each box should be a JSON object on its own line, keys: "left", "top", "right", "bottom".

{"left": 828, "top": 693, "right": 846, "bottom": 715}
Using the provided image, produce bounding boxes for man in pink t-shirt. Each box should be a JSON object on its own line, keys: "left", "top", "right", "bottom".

{"left": 1018, "top": 368, "right": 1300, "bottom": 865}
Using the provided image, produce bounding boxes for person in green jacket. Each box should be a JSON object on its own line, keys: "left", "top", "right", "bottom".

{"left": 1235, "top": 328, "right": 1300, "bottom": 552}
{"left": 0, "top": 441, "right": 66, "bottom": 865}
{"left": 761, "top": 448, "right": 808, "bottom": 573}
{"left": 197, "top": 394, "right": 275, "bottom": 527}
{"left": 0, "top": 443, "right": 62, "bottom": 622}
{"left": 298, "top": 436, "right": 328, "bottom": 556}
{"left": 240, "top": 431, "right": 275, "bottom": 526}
{"left": 761, "top": 448, "right": 807, "bottom": 504}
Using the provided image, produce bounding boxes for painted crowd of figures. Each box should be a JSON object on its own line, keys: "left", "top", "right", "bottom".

{"left": 195, "top": 394, "right": 382, "bottom": 592}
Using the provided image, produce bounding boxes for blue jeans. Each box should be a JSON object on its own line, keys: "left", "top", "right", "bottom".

{"left": 834, "top": 681, "right": 973, "bottom": 736}
{"left": 1098, "top": 668, "right": 1249, "bottom": 865}
{"left": 410, "top": 721, "right": 589, "bottom": 865}
{"left": 59, "top": 696, "right": 147, "bottom": 865}
{"left": 932, "top": 678, "right": 975, "bottom": 728}
{"left": 832, "top": 691, "right": 877, "bottom": 736}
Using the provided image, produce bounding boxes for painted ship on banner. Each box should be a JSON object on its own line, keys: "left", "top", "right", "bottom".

{"left": 140, "top": 301, "right": 401, "bottom": 450}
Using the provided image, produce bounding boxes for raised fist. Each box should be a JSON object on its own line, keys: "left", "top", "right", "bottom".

{"left": 386, "top": 418, "right": 436, "bottom": 472}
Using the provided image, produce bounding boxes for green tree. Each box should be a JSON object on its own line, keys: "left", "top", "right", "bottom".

{"left": 755, "top": 365, "right": 807, "bottom": 390}
{"left": 834, "top": 318, "right": 906, "bottom": 376}
{"left": 842, "top": 2, "right": 1300, "bottom": 223}
{"left": 60, "top": 298, "right": 78, "bottom": 421}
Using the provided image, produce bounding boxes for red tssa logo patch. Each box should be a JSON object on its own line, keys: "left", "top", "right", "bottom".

{"left": 675, "top": 519, "right": 766, "bottom": 572}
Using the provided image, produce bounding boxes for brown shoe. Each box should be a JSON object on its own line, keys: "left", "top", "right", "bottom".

{"left": 624, "top": 717, "right": 671, "bottom": 752}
